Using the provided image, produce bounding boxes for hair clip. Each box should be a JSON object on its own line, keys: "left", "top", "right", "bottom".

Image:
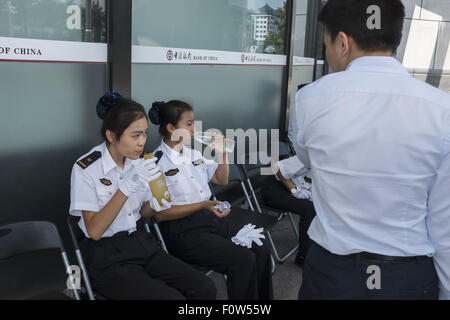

{"left": 96, "top": 92, "right": 122, "bottom": 119}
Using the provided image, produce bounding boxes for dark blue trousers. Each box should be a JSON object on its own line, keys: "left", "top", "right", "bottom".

{"left": 298, "top": 242, "right": 439, "bottom": 300}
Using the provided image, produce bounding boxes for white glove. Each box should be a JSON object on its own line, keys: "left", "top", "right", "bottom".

{"left": 231, "top": 224, "right": 265, "bottom": 248}
{"left": 246, "top": 227, "right": 265, "bottom": 247}
{"left": 150, "top": 197, "right": 171, "bottom": 212}
{"left": 231, "top": 224, "right": 254, "bottom": 248}
{"left": 292, "top": 189, "right": 312, "bottom": 200}
{"left": 119, "top": 157, "right": 161, "bottom": 197}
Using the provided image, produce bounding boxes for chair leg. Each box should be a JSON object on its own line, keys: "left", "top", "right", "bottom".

{"left": 61, "top": 251, "right": 81, "bottom": 300}
{"left": 75, "top": 249, "right": 95, "bottom": 300}
{"left": 271, "top": 255, "right": 276, "bottom": 274}
{"left": 266, "top": 230, "right": 299, "bottom": 263}
{"left": 288, "top": 213, "right": 300, "bottom": 241}
{"left": 153, "top": 222, "right": 169, "bottom": 253}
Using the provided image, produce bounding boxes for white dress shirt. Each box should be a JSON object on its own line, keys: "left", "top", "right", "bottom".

{"left": 69, "top": 142, "right": 152, "bottom": 238}
{"left": 289, "top": 56, "right": 450, "bottom": 299}
{"left": 153, "top": 141, "right": 218, "bottom": 205}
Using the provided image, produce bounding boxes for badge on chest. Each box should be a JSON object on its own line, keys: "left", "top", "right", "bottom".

{"left": 192, "top": 159, "right": 203, "bottom": 166}
{"left": 165, "top": 168, "right": 180, "bottom": 176}
{"left": 100, "top": 178, "right": 112, "bottom": 186}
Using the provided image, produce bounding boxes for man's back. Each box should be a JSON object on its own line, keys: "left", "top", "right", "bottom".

{"left": 291, "top": 56, "right": 450, "bottom": 257}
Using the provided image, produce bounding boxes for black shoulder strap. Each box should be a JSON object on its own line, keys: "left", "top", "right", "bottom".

{"left": 154, "top": 150, "right": 163, "bottom": 165}
{"left": 76, "top": 151, "right": 101, "bottom": 169}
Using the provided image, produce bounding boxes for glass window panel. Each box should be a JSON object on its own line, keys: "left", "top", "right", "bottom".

{"left": 133, "top": 0, "right": 287, "bottom": 54}
{"left": 0, "top": 0, "right": 106, "bottom": 42}
{"left": 132, "top": 64, "right": 283, "bottom": 152}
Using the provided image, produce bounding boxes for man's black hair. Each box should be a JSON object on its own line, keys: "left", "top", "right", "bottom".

{"left": 318, "top": 0, "right": 405, "bottom": 53}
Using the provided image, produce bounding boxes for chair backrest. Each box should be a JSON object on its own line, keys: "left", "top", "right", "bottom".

{"left": 67, "top": 215, "right": 85, "bottom": 251}
{"left": 0, "top": 221, "right": 65, "bottom": 260}
{"left": 228, "top": 163, "right": 244, "bottom": 182}
{"left": 240, "top": 140, "right": 294, "bottom": 174}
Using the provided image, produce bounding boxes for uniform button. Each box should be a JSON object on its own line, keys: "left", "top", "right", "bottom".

{"left": 120, "top": 176, "right": 123, "bottom": 180}
{"left": 128, "top": 213, "right": 132, "bottom": 216}
{"left": 175, "top": 179, "right": 178, "bottom": 183}
{"left": 190, "top": 176, "right": 194, "bottom": 179}
{"left": 200, "top": 190, "right": 203, "bottom": 193}
{"left": 108, "top": 192, "right": 112, "bottom": 195}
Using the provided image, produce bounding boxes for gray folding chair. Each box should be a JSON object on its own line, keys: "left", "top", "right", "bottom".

{"left": 0, "top": 221, "right": 79, "bottom": 300}
{"left": 239, "top": 140, "right": 300, "bottom": 263}
{"left": 67, "top": 214, "right": 174, "bottom": 300}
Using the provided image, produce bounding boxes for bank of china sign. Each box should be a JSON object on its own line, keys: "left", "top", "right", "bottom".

{"left": 0, "top": 37, "right": 314, "bottom": 67}
{"left": 0, "top": 37, "right": 107, "bottom": 63}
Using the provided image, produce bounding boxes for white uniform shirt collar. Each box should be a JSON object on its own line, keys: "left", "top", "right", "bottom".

{"left": 346, "top": 56, "right": 409, "bottom": 75}
{"left": 160, "top": 140, "right": 193, "bottom": 164}
{"left": 100, "top": 142, "right": 134, "bottom": 175}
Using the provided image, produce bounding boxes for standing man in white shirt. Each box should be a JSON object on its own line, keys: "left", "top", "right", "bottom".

{"left": 291, "top": 0, "right": 450, "bottom": 300}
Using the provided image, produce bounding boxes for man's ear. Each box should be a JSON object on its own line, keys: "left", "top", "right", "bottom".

{"left": 337, "top": 31, "right": 351, "bottom": 57}
{"left": 106, "top": 129, "right": 116, "bottom": 144}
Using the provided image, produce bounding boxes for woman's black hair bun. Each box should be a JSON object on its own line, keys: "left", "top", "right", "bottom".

{"left": 148, "top": 101, "right": 165, "bottom": 125}
{"left": 96, "top": 92, "right": 122, "bottom": 120}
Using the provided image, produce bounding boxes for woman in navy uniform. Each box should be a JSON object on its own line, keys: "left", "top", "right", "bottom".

{"left": 147, "top": 100, "right": 273, "bottom": 300}
{"left": 69, "top": 93, "right": 216, "bottom": 300}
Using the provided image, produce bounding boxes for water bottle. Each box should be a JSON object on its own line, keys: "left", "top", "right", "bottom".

{"left": 144, "top": 153, "right": 171, "bottom": 206}
{"left": 194, "top": 132, "right": 235, "bottom": 153}
{"left": 215, "top": 201, "right": 231, "bottom": 212}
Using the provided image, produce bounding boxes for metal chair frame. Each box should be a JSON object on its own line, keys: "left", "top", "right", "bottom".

{"left": 238, "top": 139, "right": 301, "bottom": 263}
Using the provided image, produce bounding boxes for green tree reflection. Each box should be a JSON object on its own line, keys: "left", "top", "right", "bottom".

{"left": 263, "top": 1, "right": 286, "bottom": 54}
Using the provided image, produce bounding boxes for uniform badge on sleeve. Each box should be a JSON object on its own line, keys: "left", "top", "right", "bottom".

{"left": 100, "top": 178, "right": 112, "bottom": 186}
{"left": 192, "top": 159, "right": 203, "bottom": 166}
{"left": 165, "top": 168, "right": 179, "bottom": 176}
{"left": 304, "top": 176, "right": 312, "bottom": 183}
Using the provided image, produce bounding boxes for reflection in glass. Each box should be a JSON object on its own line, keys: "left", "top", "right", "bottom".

{"left": 133, "top": 0, "right": 286, "bottom": 54}
{"left": 0, "top": 0, "right": 106, "bottom": 42}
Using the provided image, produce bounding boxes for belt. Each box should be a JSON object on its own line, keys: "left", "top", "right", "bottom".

{"left": 314, "top": 243, "right": 423, "bottom": 262}
{"left": 111, "top": 229, "right": 137, "bottom": 238}
{"left": 110, "top": 220, "right": 145, "bottom": 238}
{"left": 345, "top": 251, "right": 421, "bottom": 262}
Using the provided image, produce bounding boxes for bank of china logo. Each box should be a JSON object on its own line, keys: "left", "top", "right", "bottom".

{"left": 167, "top": 50, "right": 173, "bottom": 61}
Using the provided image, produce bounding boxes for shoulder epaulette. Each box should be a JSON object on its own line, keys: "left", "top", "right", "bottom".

{"left": 76, "top": 151, "right": 101, "bottom": 169}
{"left": 154, "top": 150, "right": 163, "bottom": 165}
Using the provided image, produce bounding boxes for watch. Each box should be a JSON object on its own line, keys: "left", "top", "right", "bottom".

{"left": 290, "top": 188, "right": 298, "bottom": 194}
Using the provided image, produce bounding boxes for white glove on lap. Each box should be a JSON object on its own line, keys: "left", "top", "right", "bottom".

{"left": 119, "top": 157, "right": 161, "bottom": 197}
{"left": 246, "top": 227, "right": 265, "bottom": 247}
{"left": 232, "top": 224, "right": 265, "bottom": 248}
{"left": 150, "top": 197, "right": 171, "bottom": 212}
